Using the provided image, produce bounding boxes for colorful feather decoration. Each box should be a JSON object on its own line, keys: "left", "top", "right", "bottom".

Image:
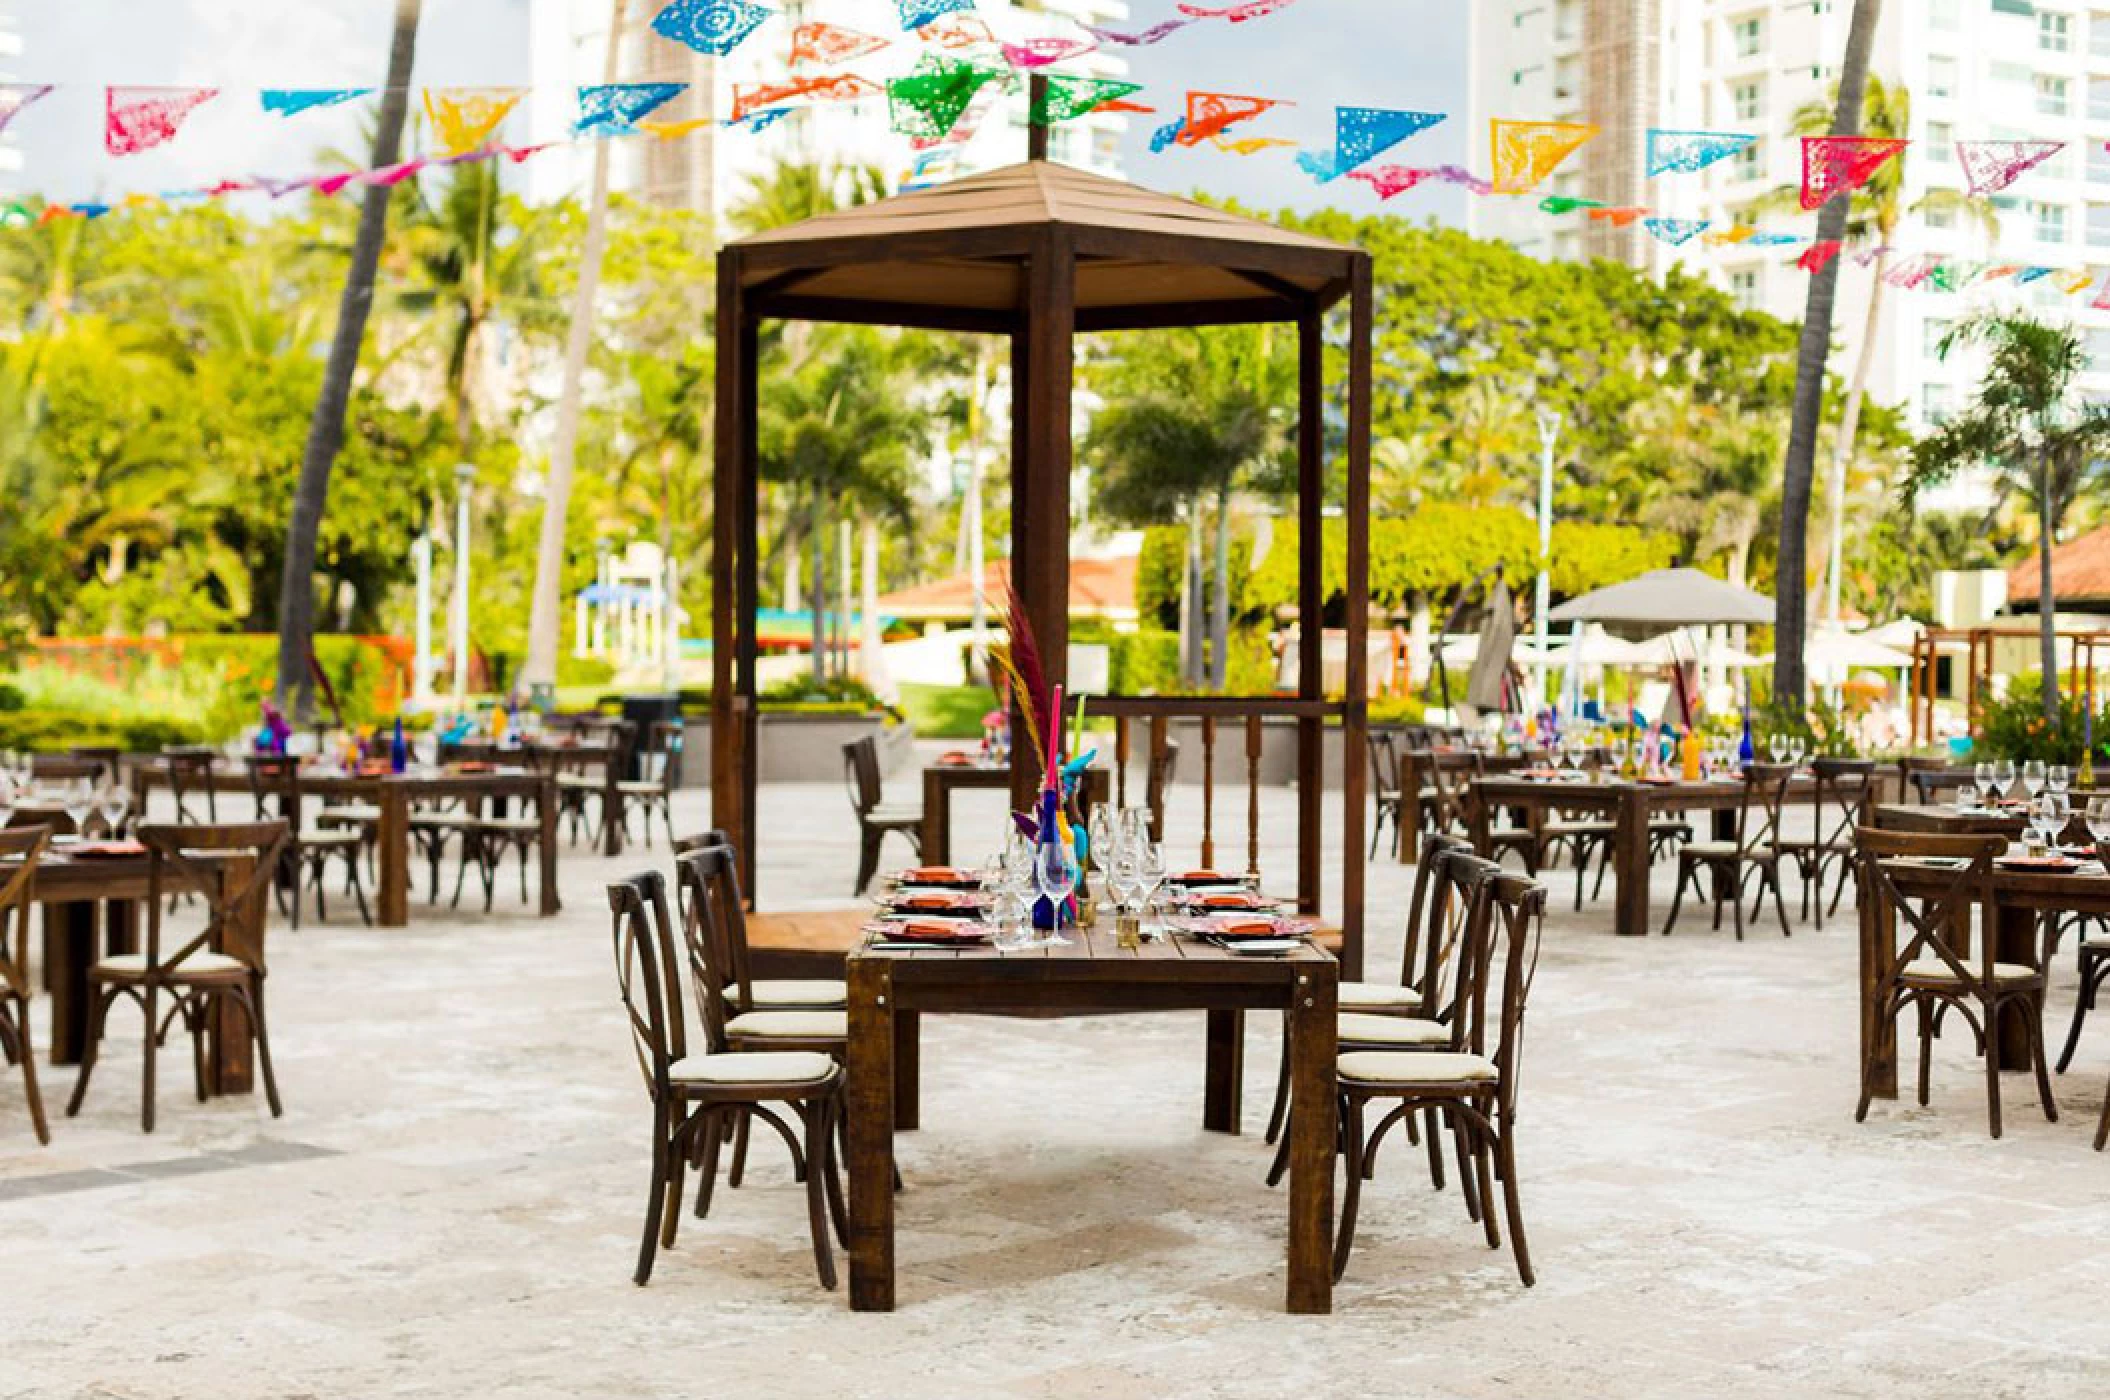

{"left": 998, "top": 586, "right": 1052, "bottom": 774}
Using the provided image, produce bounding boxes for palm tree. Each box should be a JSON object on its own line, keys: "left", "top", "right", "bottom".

{"left": 727, "top": 162, "right": 887, "bottom": 238}
{"left": 1910, "top": 313, "right": 2110, "bottom": 719}
{"left": 1773, "top": 0, "right": 1882, "bottom": 706}
{"left": 1757, "top": 77, "right": 1999, "bottom": 623}
{"left": 275, "top": 0, "right": 422, "bottom": 715}
{"left": 524, "top": 0, "right": 629, "bottom": 703}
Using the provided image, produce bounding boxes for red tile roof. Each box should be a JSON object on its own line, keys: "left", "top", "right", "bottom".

{"left": 876, "top": 557, "right": 1138, "bottom": 620}
{"left": 2006, "top": 524, "right": 2110, "bottom": 604}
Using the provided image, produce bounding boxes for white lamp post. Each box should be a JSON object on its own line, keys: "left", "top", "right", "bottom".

{"left": 1534, "top": 409, "right": 1561, "bottom": 704}
{"left": 452, "top": 462, "right": 474, "bottom": 707}
{"left": 412, "top": 529, "right": 434, "bottom": 708}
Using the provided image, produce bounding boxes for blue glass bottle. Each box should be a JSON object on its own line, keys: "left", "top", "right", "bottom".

{"left": 1737, "top": 706, "right": 1755, "bottom": 767}
{"left": 1031, "top": 784, "right": 1063, "bottom": 930}
{"left": 390, "top": 716, "right": 408, "bottom": 774}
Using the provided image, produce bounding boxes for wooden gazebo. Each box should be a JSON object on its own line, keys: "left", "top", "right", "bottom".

{"left": 710, "top": 155, "right": 1375, "bottom": 973}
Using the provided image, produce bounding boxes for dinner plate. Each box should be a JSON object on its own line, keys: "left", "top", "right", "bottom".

{"left": 1220, "top": 937, "right": 1300, "bottom": 956}
{"left": 1996, "top": 856, "right": 2083, "bottom": 873}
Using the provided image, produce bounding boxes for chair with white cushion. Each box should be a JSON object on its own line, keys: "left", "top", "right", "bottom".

{"left": 1854, "top": 827, "right": 2056, "bottom": 1139}
{"left": 244, "top": 756, "right": 369, "bottom": 928}
{"left": 1331, "top": 870, "right": 1549, "bottom": 1287}
{"left": 843, "top": 736, "right": 920, "bottom": 896}
{"left": 673, "top": 831, "right": 846, "bottom": 1012}
{"left": 0, "top": 826, "right": 52, "bottom": 1144}
{"left": 606, "top": 871, "right": 842, "bottom": 1288}
{"left": 67, "top": 821, "right": 288, "bottom": 1133}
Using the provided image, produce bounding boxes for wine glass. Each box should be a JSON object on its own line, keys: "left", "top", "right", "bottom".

{"left": 2049, "top": 764, "right": 2072, "bottom": 799}
{"left": 1034, "top": 837, "right": 1077, "bottom": 946}
{"left": 61, "top": 778, "right": 93, "bottom": 841}
{"left": 2088, "top": 796, "right": 2110, "bottom": 861}
{"left": 1973, "top": 761, "right": 1995, "bottom": 810}
{"left": 1088, "top": 804, "right": 1115, "bottom": 883}
{"left": 95, "top": 785, "right": 129, "bottom": 840}
{"left": 1994, "top": 759, "right": 2017, "bottom": 802}
{"left": 2029, "top": 793, "right": 2063, "bottom": 855}
{"left": 1136, "top": 841, "right": 1168, "bottom": 940}
{"left": 2023, "top": 759, "right": 2047, "bottom": 798}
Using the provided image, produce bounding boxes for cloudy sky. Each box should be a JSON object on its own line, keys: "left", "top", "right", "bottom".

{"left": 15, "top": 0, "right": 1469, "bottom": 222}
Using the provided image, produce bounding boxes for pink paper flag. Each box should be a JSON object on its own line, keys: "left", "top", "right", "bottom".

{"left": 1955, "top": 140, "right": 2063, "bottom": 197}
{"left": 1799, "top": 135, "right": 1907, "bottom": 210}
{"left": 0, "top": 83, "right": 54, "bottom": 138}
{"left": 308, "top": 172, "right": 362, "bottom": 196}
{"left": 1179, "top": 0, "right": 1299, "bottom": 19}
{"left": 2091, "top": 273, "right": 2110, "bottom": 311}
{"left": 1796, "top": 240, "right": 1844, "bottom": 274}
{"left": 1002, "top": 37, "right": 1095, "bottom": 68}
{"left": 106, "top": 85, "right": 219, "bottom": 156}
{"left": 361, "top": 156, "right": 430, "bottom": 187}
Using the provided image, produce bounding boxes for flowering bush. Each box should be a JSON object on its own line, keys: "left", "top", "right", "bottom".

{"left": 1976, "top": 673, "right": 2103, "bottom": 764}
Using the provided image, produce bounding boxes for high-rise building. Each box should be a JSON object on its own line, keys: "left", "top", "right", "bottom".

{"left": 0, "top": 1, "right": 24, "bottom": 198}
{"left": 1467, "top": 0, "right": 2110, "bottom": 438}
{"left": 527, "top": 0, "right": 1133, "bottom": 228}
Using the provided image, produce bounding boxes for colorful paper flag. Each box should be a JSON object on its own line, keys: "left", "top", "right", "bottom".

{"left": 1588, "top": 206, "right": 1647, "bottom": 227}
{"left": 728, "top": 106, "right": 796, "bottom": 133}
{"left": 1703, "top": 225, "right": 1756, "bottom": 246}
{"left": 1221, "top": 135, "right": 1298, "bottom": 155}
{"left": 1850, "top": 245, "right": 1892, "bottom": 266}
{"left": 2061, "top": 268, "right": 2096, "bottom": 293}
{"left": 1882, "top": 254, "right": 1935, "bottom": 288}
{"left": 576, "top": 82, "right": 686, "bottom": 135}
{"left": 886, "top": 55, "right": 1005, "bottom": 141}
{"left": 0, "top": 84, "right": 53, "bottom": 139}
{"left": 106, "top": 86, "right": 219, "bottom": 156}
{"left": 790, "top": 21, "right": 890, "bottom": 65}
{"left": 1744, "top": 231, "right": 1802, "bottom": 247}
{"left": 308, "top": 171, "right": 362, "bottom": 196}
{"left": 1298, "top": 107, "right": 1445, "bottom": 182}
{"left": 1644, "top": 216, "right": 1708, "bottom": 245}
{"left": 1179, "top": 0, "right": 1299, "bottom": 18}
{"left": 1031, "top": 75, "right": 1144, "bottom": 126}
{"left": 1002, "top": 38, "right": 1096, "bottom": 68}
{"left": 896, "top": 0, "right": 974, "bottom": 30}
{"left": 732, "top": 73, "right": 879, "bottom": 122}
{"left": 1796, "top": 240, "right": 1844, "bottom": 273}
{"left": 1347, "top": 165, "right": 1426, "bottom": 199}
{"left": 638, "top": 115, "right": 715, "bottom": 140}
{"left": 361, "top": 156, "right": 431, "bottom": 187}
{"left": 2014, "top": 266, "right": 2054, "bottom": 285}
{"left": 252, "top": 174, "right": 313, "bottom": 198}
{"left": 260, "top": 88, "right": 371, "bottom": 117}
{"left": 653, "top": 0, "right": 774, "bottom": 55}
{"left": 1148, "top": 118, "right": 1188, "bottom": 152}
{"left": 1980, "top": 264, "right": 2021, "bottom": 281}
{"left": 1489, "top": 119, "right": 1597, "bottom": 194}
{"left": 1083, "top": 19, "right": 1191, "bottom": 44}
{"left": 423, "top": 87, "right": 525, "bottom": 156}
{"left": 918, "top": 10, "right": 996, "bottom": 47}
{"left": 1954, "top": 139, "right": 2064, "bottom": 197}
{"left": 1176, "top": 91, "right": 1289, "bottom": 147}
{"left": 1538, "top": 195, "right": 1604, "bottom": 214}
{"left": 1800, "top": 135, "right": 1907, "bottom": 210}
{"left": 0, "top": 202, "right": 33, "bottom": 229}
{"left": 1644, "top": 129, "right": 1756, "bottom": 177}
{"left": 1093, "top": 97, "right": 1155, "bottom": 114}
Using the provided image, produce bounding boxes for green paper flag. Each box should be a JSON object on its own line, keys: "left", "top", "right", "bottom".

{"left": 887, "top": 55, "right": 1006, "bottom": 140}
{"left": 1538, "top": 195, "right": 1603, "bottom": 214}
{"left": 1032, "top": 75, "right": 1144, "bottom": 125}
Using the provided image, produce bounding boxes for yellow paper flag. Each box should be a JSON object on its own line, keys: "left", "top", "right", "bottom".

{"left": 2060, "top": 269, "right": 2095, "bottom": 294}
{"left": 1211, "top": 134, "right": 1296, "bottom": 155}
{"left": 637, "top": 115, "right": 714, "bottom": 141}
{"left": 423, "top": 87, "right": 525, "bottom": 156}
{"left": 1489, "top": 119, "right": 1597, "bottom": 194}
{"left": 1703, "top": 224, "right": 1755, "bottom": 246}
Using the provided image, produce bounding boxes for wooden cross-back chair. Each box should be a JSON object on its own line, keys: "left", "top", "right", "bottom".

{"left": 1367, "top": 731, "right": 1404, "bottom": 860}
{"left": 1662, "top": 762, "right": 1796, "bottom": 940}
{"left": 842, "top": 736, "right": 920, "bottom": 896}
{"left": 672, "top": 831, "right": 845, "bottom": 1014}
{"left": 66, "top": 821, "right": 288, "bottom": 1133}
{"left": 0, "top": 826, "right": 51, "bottom": 1143}
{"left": 1853, "top": 828, "right": 2056, "bottom": 1139}
{"left": 1329, "top": 868, "right": 1549, "bottom": 1286}
{"left": 612, "top": 722, "right": 683, "bottom": 850}
{"left": 1781, "top": 757, "right": 1877, "bottom": 930}
{"left": 605, "top": 871, "right": 842, "bottom": 1288}
{"left": 244, "top": 754, "right": 369, "bottom": 928}
{"left": 161, "top": 747, "right": 221, "bottom": 825}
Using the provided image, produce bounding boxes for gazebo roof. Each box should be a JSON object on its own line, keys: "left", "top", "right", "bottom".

{"left": 723, "top": 160, "right": 1363, "bottom": 333}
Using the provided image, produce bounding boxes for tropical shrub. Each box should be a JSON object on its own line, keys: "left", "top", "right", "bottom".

{"left": 1976, "top": 673, "right": 2099, "bottom": 764}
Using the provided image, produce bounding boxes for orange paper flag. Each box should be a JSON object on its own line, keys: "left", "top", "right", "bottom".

{"left": 1177, "top": 90, "right": 1290, "bottom": 147}
{"left": 1489, "top": 119, "right": 1597, "bottom": 194}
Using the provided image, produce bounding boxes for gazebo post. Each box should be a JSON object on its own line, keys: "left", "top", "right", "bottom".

{"left": 1294, "top": 306, "right": 1325, "bottom": 921}
{"left": 1340, "top": 256, "right": 1374, "bottom": 980}
{"left": 1008, "top": 231, "right": 1076, "bottom": 813}
{"left": 711, "top": 252, "right": 761, "bottom": 892}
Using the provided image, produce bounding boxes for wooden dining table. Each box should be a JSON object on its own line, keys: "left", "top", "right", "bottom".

{"left": 844, "top": 921, "right": 1339, "bottom": 1313}
{"left": 15, "top": 844, "right": 265, "bottom": 1093}
{"left": 1468, "top": 773, "right": 1820, "bottom": 936}
{"left": 442, "top": 739, "right": 630, "bottom": 856}
{"left": 129, "top": 760, "right": 561, "bottom": 926}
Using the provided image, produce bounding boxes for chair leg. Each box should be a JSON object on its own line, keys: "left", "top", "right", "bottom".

{"left": 247, "top": 982, "right": 284, "bottom": 1119}
{"left": 1473, "top": 1124, "right": 1501, "bottom": 1249}
{"left": 140, "top": 983, "right": 158, "bottom": 1133}
{"left": 1916, "top": 999, "right": 1934, "bottom": 1106}
{"left": 1728, "top": 864, "right": 1746, "bottom": 943}
{"left": 2028, "top": 1003, "right": 2059, "bottom": 1124}
{"left": 189, "top": 996, "right": 209, "bottom": 1102}
{"left": 1263, "top": 1016, "right": 1291, "bottom": 1146}
{"left": 1662, "top": 863, "right": 1690, "bottom": 937}
{"left": 65, "top": 987, "right": 115, "bottom": 1117}
{"left": 854, "top": 829, "right": 882, "bottom": 897}
{"left": 802, "top": 1099, "right": 839, "bottom": 1290}
{"left": 2059, "top": 958, "right": 2104, "bottom": 1073}
{"left": 1332, "top": 1095, "right": 1366, "bottom": 1283}
{"left": 346, "top": 854, "right": 372, "bottom": 927}
{"left": 2, "top": 1001, "right": 47, "bottom": 1145}
{"left": 1984, "top": 1001, "right": 2006, "bottom": 1140}
{"left": 635, "top": 1107, "right": 670, "bottom": 1286}
{"left": 1450, "top": 1108, "right": 1482, "bottom": 1224}
{"left": 728, "top": 1111, "right": 752, "bottom": 1188}
{"left": 1423, "top": 1105, "right": 1446, "bottom": 1190}
{"left": 1855, "top": 1001, "right": 1882, "bottom": 1124}
{"left": 1265, "top": 1105, "right": 1293, "bottom": 1187}
{"left": 692, "top": 1108, "right": 724, "bottom": 1219}
{"left": 1767, "top": 862, "right": 1793, "bottom": 939}
{"left": 659, "top": 1118, "right": 688, "bottom": 1252}
{"left": 1496, "top": 1127, "right": 1535, "bottom": 1287}
{"left": 2096, "top": 1069, "right": 2110, "bottom": 1150}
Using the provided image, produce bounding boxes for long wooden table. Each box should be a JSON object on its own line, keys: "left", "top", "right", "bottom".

{"left": 22, "top": 846, "right": 265, "bottom": 1093}
{"left": 1469, "top": 774, "right": 1818, "bottom": 936}
{"left": 1394, "top": 750, "right": 1529, "bottom": 863}
{"left": 443, "top": 740, "right": 630, "bottom": 856}
{"left": 844, "top": 925, "right": 1339, "bottom": 1313}
{"left": 128, "top": 762, "right": 560, "bottom": 926}
{"left": 918, "top": 764, "right": 1103, "bottom": 867}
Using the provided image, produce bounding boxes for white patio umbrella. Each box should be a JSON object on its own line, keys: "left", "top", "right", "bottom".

{"left": 1548, "top": 568, "right": 1774, "bottom": 628}
{"left": 1632, "top": 629, "right": 1764, "bottom": 668}
{"left": 1773, "top": 627, "right": 1916, "bottom": 675}
{"left": 1527, "top": 623, "right": 1652, "bottom": 667}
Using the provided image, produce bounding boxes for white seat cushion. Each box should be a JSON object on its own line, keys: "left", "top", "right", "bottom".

{"left": 471, "top": 815, "right": 542, "bottom": 833}
{"left": 409, "top": 812, "right": 472, "bottom": 829}
{"left": 1338, "top": 1050, "right": 1499, "bottom": 1086}
{"left": 1900, "top": 957, "right": 2039, "bottom": 985}
{"left": 1339, "top": 981, "right": 1421, "bottom": 1011}
{"left": 1542, "top": 820, "right": 1614, "bottom": 836}
{"left": 1680, "top": 841, "right": 1742, "bottom": 858}
{"left": 616, "top": 780, "right": 665, "bottom": 795}
{"left": 2083, "top": 936, "right": 2110, "bottom": 953}
{"left": 869, "top": 805, "right": 921, "bottom": 822}
{"left": 556, "top": 773, "right": 599, "bottom": 789}
{"left": 725, "top": 1010, "right": 847, "bottom": 1040}
{"left": 298, "top": 828, "right": 363, "bottom": 846}
{"left": 1338, "top": 1013, "right": 1450, "bottom": 1047}
{"left": 728, "top": 979, "right": 848, "bottom": 1009}
{"left": 316, "top": 804, "right": 381, "bottom": 822}
{"left": 96, "top": 950, "right": 246, "bottom": 979}
{"left": 668, "top": 1050, "right": 837, "bottom": 1086}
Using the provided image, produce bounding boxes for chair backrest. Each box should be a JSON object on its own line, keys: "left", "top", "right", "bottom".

{"left": 163, "top": 747, "right": 220, "bottom": 823}
{"left": 1398, "top": 830, "right": 1470, "bottom": 989}
{"left": 607, "top": 871, "right": 687, "bottom": 1103}
{"left": 672, "top": 841, "right": 748, "bottom": 1044}
{"left": 1733, "top": 762, "right": 1796, "bottom": 854}
{"left": 245, "top": 754, "right": 303, "bottom": 824}
{"left": 30, "top": 755, "right": 100, "bottom": 784}
{"left": 1416, "top": 844, "right": 1503, "bottom": 1038}
{"left": 1853, "top": 827, "right": 2007, "bottom": 996}
{"left": 69, "top": 747, "right": 122, "bottom": 784}
{"left": 1811, "top": 757, "right": 1877, "bottom": 850}
{"left": 1367, "top": 731, "right": 1401, "bottom": 794}
{"left": 137, "top": 821, "right": 289, "bottom": 979}
{"left": 842, "top": 737, "right": 883, "bottom": 816}
{"left": 0, "top": 825, "right": 49, "bottom": 997}
{"left": 1908, "top": 768, "right": 1972, "bottom": 806}
{"left": 1462, "top": 872, "right": 1549, "bottom": 1119}
{"left": 648, "top": 721, "right": 685, "bottom": 788}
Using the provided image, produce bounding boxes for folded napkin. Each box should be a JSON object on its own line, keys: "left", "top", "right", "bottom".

{"left": 903, "top": 867, "right": 968, "bottom": 883}
{"left": 899, "top": 892, "right": 964, "bottom": 910}
{"left": 1202, "top": 892, "right": 1259, "bottom": 908}
{"left": 1182, "top": 869, "right": 1227, "bottom": 882}
{"left": 902, "top": 918, "right": 972, "bottom": 939}
{"left": 1219, "top": 919, "right": 1277, "bottom": 936}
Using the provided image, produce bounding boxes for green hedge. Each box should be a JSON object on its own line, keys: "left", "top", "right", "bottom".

{"left": 0, "top": 708, "right": 208, "bottom": 753}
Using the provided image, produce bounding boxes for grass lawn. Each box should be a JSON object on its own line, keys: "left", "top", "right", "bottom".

{"left": 896, "top": 682, "right": 993, "bottom": 739}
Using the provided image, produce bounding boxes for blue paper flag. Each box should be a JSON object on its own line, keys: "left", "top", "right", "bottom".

{"left": 896, "top": 0, "right": 975, "bottom": 29}
{"left": 652, "top": 0, "right": 774, "bottom": 56}
{"left": 726, "top": 105, "right": 793, "bottom": 132}
{"left": 1148, "top": 116, "right": 1188, "bottom": 152}
{"left": 1331, "top": 107, "right": 1444, "bottom": 177}
{"left": 1743, "top": 231, "right": 1801, "bottom": 246}
{"left": 260, "top": 88, "right": 372, "bottom": 117}
{"left": 575, "top": 81, "right": 687, "bottom": 135}
{"left": 1644, "top": 128, "right": 1757, "bottom": 177}
{"left": 1642, "top": 216, "right": 1708, "bottom": 245}
{"left": 2014, "top": 266, "right": 2054, "bottom": 284}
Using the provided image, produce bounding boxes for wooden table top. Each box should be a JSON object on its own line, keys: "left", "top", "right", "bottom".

{"left": 1474, "top": 773, "right": 1819, "bottom": 803}
{"left": 851, "top": 921, "right": 1332, "bottom": 984}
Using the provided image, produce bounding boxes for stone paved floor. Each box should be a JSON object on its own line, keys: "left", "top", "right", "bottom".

{"left": 8, "top": 770, "right": 2110, "bottom": 1398}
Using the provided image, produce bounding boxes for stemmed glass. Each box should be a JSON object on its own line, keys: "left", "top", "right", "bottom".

{"left": 1034, "top": 835, "right": 1078, "bottom": 946}
{"left": 61, "top": 778, "right": 94, "bottom": 841}
{"left": 1994, "top": 759, "right": 2018, "bottom": 803}
{"left": 2023, "top": 759, "right": 2047, "bottom": 799}
{"left": 1135, "top": 840, "right": 1167, "bottom": 940}
{"left": 2029, "top": 792, "right": 2065, "bottom": 856}
{"left": 986, "top": 847, "right": 1034, "bottom": 952}
{"left": 2049, "top": 764, "right": 2073, "bottom": 800}
{"left": 95, "top": 784, "right": 129, "bottom": 840}
{"left": 1972, "top": 761, "right": 1995, "bottom": 810}
{"left": 2087, "top": 796, "right": 2110, "bottom": 862}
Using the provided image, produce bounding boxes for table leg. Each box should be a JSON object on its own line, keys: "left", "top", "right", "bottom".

{"left": 1994, "top": 904, "right": 2039, "bottom": 1071}
{"left": 921, "top": 769, "right": 948, "bottom": 867}
{"left": 208, "top": 856, "right": 259, "bottom": 1095}
{"left": 1398, "top": 753, "right": 1423, "bottom": 864}
{"left": 1285, "top": 967, "right": 1336, "bottom": 1314}
{"left": 602, "top": 769, "right": 625, "bottom": 857}
{"left": 1613, "top": 787, "right": 1652, "bottom": 937}
{"left": 104, "top": 898, "right": 137, "bottom": 957}
{"left": 892, "top": 1009, "right": 920, "bottom": 1131}
{"left": 846, "top": 958, "right": 896, "bottom": 1312}
{"left": 43, "top": 902, "right": 93, "bottom": 1065}
{"left": 377, "top": 786, "right": 410, "bottom": 927}
{"left": 1203, "top": 1009, "right": 1244, "bottom": 1134}
{"left": 537, "top": 780, "right": 561, "bottom": 916}
{"left": 1859, "top": 872, "right": 1896, "bottom": 1100}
